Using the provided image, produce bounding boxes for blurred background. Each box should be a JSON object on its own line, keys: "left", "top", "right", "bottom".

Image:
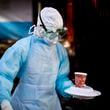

{"left": 0, "top": 0, "right": 109, "bottom": 110}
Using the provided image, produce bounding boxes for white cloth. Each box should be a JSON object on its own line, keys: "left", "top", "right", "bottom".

{"left": 1, "top": 100, "right": 13, "bottom": 110}
{"left": 37, "top": 7, "right": 63, "bottom": 31}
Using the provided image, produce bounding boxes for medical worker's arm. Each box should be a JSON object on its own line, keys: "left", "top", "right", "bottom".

{"left": 56, "top": 44, "right": 74, "bottom": 98}
{"left": 0, "top": 43, "right": 23, "bottom": 104}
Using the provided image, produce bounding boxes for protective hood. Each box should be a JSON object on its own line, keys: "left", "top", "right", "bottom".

{"left": 37, "top": 7, "right": 63, "bottom": 32}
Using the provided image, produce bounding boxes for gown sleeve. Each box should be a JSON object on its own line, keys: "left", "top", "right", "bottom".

{"left": 56, "top": 43, "right": 74, "bottom": 98}
{"left": 0, "top": 42, "right": 24, "bottom": 103}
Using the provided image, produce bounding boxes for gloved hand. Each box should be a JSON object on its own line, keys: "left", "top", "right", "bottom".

{"left": 1, "top": 100, "right": 13, "bottom": 110}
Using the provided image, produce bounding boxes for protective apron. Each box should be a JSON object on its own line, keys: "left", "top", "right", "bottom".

{"left": 11, "top": 36, "right": 62, "bottom": 110}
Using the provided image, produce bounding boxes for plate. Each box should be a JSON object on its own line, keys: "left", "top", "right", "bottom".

{"left": 64, "top": 85, "right": 101, "bottom": 99}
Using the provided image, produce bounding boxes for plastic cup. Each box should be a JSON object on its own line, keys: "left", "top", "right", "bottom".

{"left": 74, "top": 72, "right": 87, "bottom": 88}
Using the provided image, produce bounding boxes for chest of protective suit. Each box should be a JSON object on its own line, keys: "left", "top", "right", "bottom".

{"left": 21, "top": 38, "right": 59, "bottom": 87}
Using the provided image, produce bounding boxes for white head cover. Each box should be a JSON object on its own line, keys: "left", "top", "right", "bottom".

{"left": 37, "top": 7, "right": 63, "bottom": 32}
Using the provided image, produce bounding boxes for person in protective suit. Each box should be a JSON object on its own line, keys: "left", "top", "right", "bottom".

{"left": 0, "top": 7, "right": 74, "bottom": 110}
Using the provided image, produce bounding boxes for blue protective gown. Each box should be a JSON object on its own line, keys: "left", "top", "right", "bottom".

{"left": 0, "top": 35, "right": 73, "bottom": 110}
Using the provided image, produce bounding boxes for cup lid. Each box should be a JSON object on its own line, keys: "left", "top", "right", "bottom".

{"left": 74, "top": 72, "right": 87, "bottom": 76}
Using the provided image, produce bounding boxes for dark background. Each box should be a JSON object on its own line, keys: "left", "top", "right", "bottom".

{"left": 72, "top": 0, "right": 109, "bottom": 110}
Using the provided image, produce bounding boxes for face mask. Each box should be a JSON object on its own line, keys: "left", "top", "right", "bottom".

{"left": 46, "top": 36, "right": 59, "bottom": 44}
{"left": 42, "top": 30, "right": 58, "bottom": 44}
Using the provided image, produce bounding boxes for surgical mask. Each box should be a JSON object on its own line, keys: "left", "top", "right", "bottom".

{"left": 43, "top": 32, "right": 59, "bottom": 44}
